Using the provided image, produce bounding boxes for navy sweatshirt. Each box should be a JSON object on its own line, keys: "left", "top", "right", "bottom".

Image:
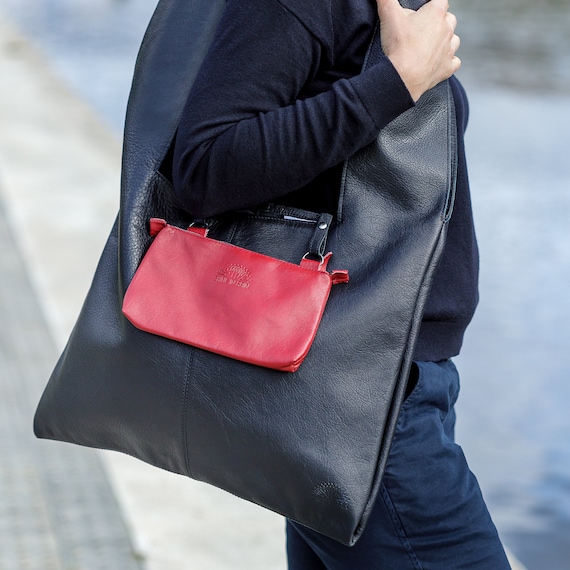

{"left": 172, "top": 0, "right": 479, "bottom": 361}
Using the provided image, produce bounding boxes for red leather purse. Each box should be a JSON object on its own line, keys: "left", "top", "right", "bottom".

{"left": 122, "top": 218, "right": 349, "bottom": 372}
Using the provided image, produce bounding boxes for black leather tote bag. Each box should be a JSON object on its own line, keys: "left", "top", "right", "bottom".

{"left": 34, "top": 0, "right": 457, "bottom": 546}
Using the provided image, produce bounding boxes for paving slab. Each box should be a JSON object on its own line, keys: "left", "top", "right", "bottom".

{"left": 0, "top": 192, "right": 144, "bottom": 569}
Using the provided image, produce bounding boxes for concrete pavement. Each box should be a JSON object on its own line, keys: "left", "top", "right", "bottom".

{"left": 0, "top": 11, "right": 526, "bottom": 570}
{"left": 0, "top": 191, "right": 143, "bottom": 570}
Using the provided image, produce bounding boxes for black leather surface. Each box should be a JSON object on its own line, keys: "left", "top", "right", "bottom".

{"left": 34, "top": 0, "right": 456, "bottom": 546}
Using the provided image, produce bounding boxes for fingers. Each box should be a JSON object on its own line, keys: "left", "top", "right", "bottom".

{"left": 451, "top": 55, "right": 462, "bottom": 74}
{"left": 445, "top": 10, "right": 461, "bottom": 61}
{"left": 449, "top": 11, "right": 460, "bottom": 60}
{"left": 447, "top": 11, "right": 457, "bottom": 32}
{"left": 451, "top": 33, "right": 460, "bottom": 53}
{"left": 377, "top": 0, "right": 462, "bottom": 101}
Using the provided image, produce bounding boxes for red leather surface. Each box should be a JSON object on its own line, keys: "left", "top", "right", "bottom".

{"left": 122, "top": 220, "right": 348, "bottom": 371}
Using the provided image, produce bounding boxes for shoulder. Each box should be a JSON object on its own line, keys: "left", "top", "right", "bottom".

{"left": 272, "top": 0, "right": 333, "bottom": 56}
{"left": 220, "top": 0, "right": 375, "bottom": 66}
{"left": 274, "top": 0, "right": 332, "bottom": 27}
{"left": 273, "top": 0, "right": 377, "bottom": 63}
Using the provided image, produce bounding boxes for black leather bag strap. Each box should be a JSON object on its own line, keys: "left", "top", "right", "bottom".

{"left": 331, "top": 7, "right": 457, "bottom": 542}
{"left": 119, "top": 0, "right": 226, "bottom": 290}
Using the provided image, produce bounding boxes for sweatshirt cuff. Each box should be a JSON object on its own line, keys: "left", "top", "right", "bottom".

{"left": 350, "top": 55, "right": 415, "bottom": 131}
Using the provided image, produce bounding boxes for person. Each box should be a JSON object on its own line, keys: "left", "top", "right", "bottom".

{"left": 171, "top": 0, "right": 512, "bottom": 567}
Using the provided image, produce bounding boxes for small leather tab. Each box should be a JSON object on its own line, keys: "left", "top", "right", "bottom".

{"left": 301, "top": 252, "right": 333, "bottom": 273}
{"left": 331, "top": 270, "right": 350, "bottom": 285}
{"left": 300, "top": 258, "right": 321, "bottom": 272}
{"left": 300, "top": 253, "right": 349, "bottom": 285}
{"left": 187, "top": 226, "right": 208, "bottom": 237}
{"left": 149, "top": 218, "right": 167, "bottom": 236}
{"left": 307, "top": 213, "right": 333, "bottom": 259}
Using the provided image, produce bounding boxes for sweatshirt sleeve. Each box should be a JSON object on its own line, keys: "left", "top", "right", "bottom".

{"left": 172, "top": 0, "right": 414, "bottom": 218}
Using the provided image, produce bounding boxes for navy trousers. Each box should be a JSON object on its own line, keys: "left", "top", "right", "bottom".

{"left": 286, "top": 360, "right": 512, "bottom": 569}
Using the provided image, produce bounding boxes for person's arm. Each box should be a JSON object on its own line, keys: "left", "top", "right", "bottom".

{"left": 172, "top": 0, "right": 414, "bottom": 218}
{"left": 172, "top": 0, "right": 461, "bottom": 218}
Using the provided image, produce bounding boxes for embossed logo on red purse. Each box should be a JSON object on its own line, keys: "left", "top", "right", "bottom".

{"left": 215, "top": 264, "right": 251, "bottom": 289}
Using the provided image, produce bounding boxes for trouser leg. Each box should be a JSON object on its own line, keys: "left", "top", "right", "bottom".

{"left": 286, "top": 360, "right": 511, "bottom": 570}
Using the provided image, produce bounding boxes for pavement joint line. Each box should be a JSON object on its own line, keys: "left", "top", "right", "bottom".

{"left": 0, "top": 190, "right": 146, "bottom": 569}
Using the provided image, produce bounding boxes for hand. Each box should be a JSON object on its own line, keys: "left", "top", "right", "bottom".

{"left": 376, "top": 0, "right": 461, "bottom": 102}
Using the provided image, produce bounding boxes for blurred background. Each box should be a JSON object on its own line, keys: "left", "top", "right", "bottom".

{"left": 0, "top": 0, "right": 568, "bottom": 569}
